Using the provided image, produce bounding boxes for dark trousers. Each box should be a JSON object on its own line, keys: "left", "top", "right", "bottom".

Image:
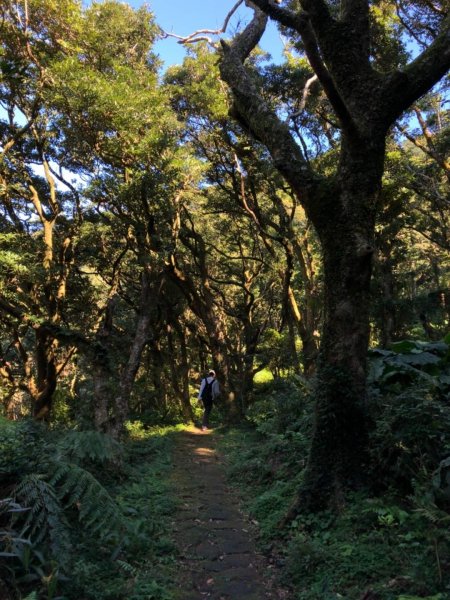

{"left": 202, "top": 399, "right": 213, "bottom": 427}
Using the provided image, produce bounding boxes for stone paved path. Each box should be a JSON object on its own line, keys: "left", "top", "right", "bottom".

{"left": 171, "top": 426, "right": 289, "bottom": 600}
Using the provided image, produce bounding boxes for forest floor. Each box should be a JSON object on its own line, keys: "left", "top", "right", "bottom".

{"left": 170, "top": 425, "right": 290, "bottom": 600}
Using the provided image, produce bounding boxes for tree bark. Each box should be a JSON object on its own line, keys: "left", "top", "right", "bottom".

{"left": 379, "top": 256, "right": 396, "bottom": 348}
{"left": 240, "top": 316, "right": 261, "bottom": 408}
{"left": 111, "top": 269, "right": 154, "bottom": 436}
{"left": 33, "top": 329, "right": 58, "bottom": 421}
{"left": 168, "top": 320, "right": 195, "bottom": 422}
{"left": 218, "top": 1, "right": 450, "bottom": 509}
{"left": 92, "top": 295, "right": 118, "bottom": 433}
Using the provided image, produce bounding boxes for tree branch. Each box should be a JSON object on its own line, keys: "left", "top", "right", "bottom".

{"left": 384, "top": 14, "right": 450, "bottom": 123}
{"left": 246, "top": 0, "right": 306, "bottom": 31}
{"left": 219, "top": 9, "right": 319, "bottom": 209}
{"left": 162, "top": 0, "right": 245, "bottom": 46}
{"left": 246, "top": 2, "right": 357, "bottom": 133}
{"left": 0, "top": 295, "right": 90, "bottom": 349}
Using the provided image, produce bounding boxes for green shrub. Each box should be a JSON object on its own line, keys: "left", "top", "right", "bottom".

{"left": 55, "top": 429, "right": 124, "bottom": 465}
{"left": 0, "top": 418, "right": 42, "bottom": 479}
{"left": 367, "top": 337, "right": 450, "bottom": 494}
{"left": 247, "top": 375, "right": 313, "bottom": 436}
{"left": 368, "top": 386, "right": 450, "bottom": 493}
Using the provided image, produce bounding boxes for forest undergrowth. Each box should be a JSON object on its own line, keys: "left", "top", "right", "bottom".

{"left": 2, "top": 338, "right": 450, "bottom": 600}
{"left": 0, "top": 422, "right": 182, "bottom": 600}
{"left": 217, "top": 340, "right": 450, "bottom": 600}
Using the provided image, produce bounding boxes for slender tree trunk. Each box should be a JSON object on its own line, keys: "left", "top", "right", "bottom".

{"left": 281, "top": 254, "right": 301, "bottom": 375}
{"left": 33, "top": 329, "right": 57, "bottom": 421}
{"left": 287, "top": 285, "right": 317, "bottom": 376}
{"left": 92, "top": 295, "right": 118, "bottom": 434}
{"left": 149, "top": 337, "right": 165, "bottom": 409}
{"left": 209, "top": 335, "right": 240, "bottom": 422}
{"left": 111, "top": 270, "right": 154, "bottom": 436}
{"left": 93, "top": 355, "right": 112, "bottom": 432}
{"left": 380, "top": 256, "right": 396, "bottom": 347}
{"left": 289, "top": 231, "right": 320, "bottom": 375}
{"left": 286, "top": 310, "right": 301, "bottom": 375}
{"left": 240, "top": 319, "right": 260, "bottom": 409}
{"left": 168, "top": 322, "right": 194, "bottom": 422}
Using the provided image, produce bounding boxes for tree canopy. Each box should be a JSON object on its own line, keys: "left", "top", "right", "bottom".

{"left": 1, "top": 1, "right": 449, "bottom": 597}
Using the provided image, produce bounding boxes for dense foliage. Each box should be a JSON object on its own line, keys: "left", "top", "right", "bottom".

{"left": 220, "top": 339, "right": 450, "bottom": 598}
{"left": 1, "top": 418, "right": 180, "bottom": 599}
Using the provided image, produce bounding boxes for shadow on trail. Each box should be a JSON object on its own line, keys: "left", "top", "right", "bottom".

{"left": 170, "top": 426, "right": 287, "bottom": 600}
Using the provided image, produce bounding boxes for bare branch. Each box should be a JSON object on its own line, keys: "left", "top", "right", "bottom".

{"left": 288, "top": 74, "right": 318, "bottom": 120}
{"left": 396, "top": 110, "right": 450, "bottom": 177}
{"left": 161, "top": 0, "right": 245, "bottom": 47}
{"left": 0, "top": 110, "right": 37, "bottom": 156}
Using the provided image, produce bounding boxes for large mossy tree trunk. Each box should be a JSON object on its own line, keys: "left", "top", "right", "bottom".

{"left": 219, "top": 0, "right": 450, "bottom": 510}
{"left": 302, "top": 155, "right": 382, "bottom": 507}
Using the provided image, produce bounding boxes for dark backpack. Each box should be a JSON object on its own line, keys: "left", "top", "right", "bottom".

{"left": 201, "top": 378, "right": 213, "bottom": 403}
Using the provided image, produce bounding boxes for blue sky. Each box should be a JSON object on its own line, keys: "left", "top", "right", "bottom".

{"left": 127, "top": 0, "right": 284, "bottom": 67}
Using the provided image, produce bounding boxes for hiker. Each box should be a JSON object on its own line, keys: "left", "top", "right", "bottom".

{"left": 198, "top": 369, "right": 220, "bottom": 430}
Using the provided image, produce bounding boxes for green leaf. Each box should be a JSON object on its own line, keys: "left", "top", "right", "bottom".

{"left": 389, "top": 340, "right": 420, "bottom": 353}
{"left": 391, "top": 352, "right": 441, "bottom": 366}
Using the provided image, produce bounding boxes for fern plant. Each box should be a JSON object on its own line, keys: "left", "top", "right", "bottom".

{"left": 0, "top": 496, "right": 47, "bottom": 598}
{"left": 1, "top": 420, "right": 127, "bottom": 599}
{"left": 15, "top": 474, "right": 71, "bottom": 560}
{"left": 55, "top": 430, "right": 123, "bottom": 466}
{"left": 49, "top": 463, "right": 123, "bottom": 537}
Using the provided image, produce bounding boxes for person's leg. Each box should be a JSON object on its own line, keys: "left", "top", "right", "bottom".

{"left": 202, "top": 400, "right": 212, "bottom": 429}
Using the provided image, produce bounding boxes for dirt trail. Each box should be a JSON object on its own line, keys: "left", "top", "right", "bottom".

{"left": 171, "top": 426, "right": 288, "bottom": 600}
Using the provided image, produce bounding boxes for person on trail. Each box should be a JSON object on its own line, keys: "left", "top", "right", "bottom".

{"left": 198, "top": 369, "right": 220, "bottom": 431}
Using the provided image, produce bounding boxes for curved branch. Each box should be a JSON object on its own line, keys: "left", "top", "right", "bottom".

{"left": 384, "top": 14, "right": 450, "bottom": 123}
{"left": 162, "top": 0, "right": 245, "bottom": 46}
{"left": 219, "top": 8, "right": 319, "bottom": 207}
{"left": 247, "top": 0, "right": 306, "bottom": 31}
{"left": 244, "top": 2, "right": 356, "bottom": 133}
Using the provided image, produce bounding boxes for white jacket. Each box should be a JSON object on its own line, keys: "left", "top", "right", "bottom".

{"left": 198, "top": 376, "right": 220, "bottom": 400}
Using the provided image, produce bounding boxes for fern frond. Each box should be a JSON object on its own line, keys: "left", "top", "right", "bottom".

{"left": 414, "top": 503, "right": 450, "bottom": 525}
{"left": 13, "top": 474, "right": 71, "bottom": 561}
{"left": 56, "top": 431, "right": 123, "bottom": 465}
{"left": 50, "top": 463, "right": 123, "bottom": 537}
{"left": 116, "top": 559, "right": 138, "bottom": 575}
